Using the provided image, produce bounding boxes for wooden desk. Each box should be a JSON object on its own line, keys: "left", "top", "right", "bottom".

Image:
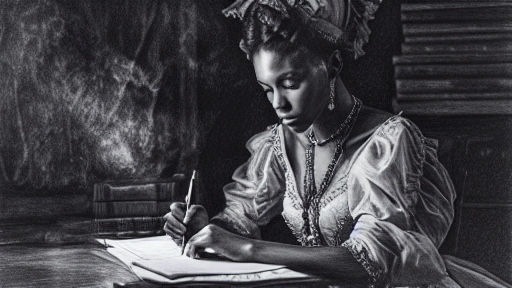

{"left": 0, "top": 241, "right": 340, "bottom": 288}
{"left": 0, "top": 220, "right": 363, "bottom": 288}
{"left": 0, "top": 243, "right": 139, "bottom": 288}
{"left": 0, "top": 242, "right": 349, "bottom": 288}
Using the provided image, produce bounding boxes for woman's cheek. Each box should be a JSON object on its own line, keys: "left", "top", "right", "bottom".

{"left": 301, "top": 85, "right": 323, "bottom": 113}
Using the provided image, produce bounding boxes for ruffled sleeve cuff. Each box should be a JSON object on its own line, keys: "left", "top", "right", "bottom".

{"left": 342, "top": 238, "right": 386, "bottom": 288}
{"left": 210, "top": 211, "right": 260, "bottom": 238}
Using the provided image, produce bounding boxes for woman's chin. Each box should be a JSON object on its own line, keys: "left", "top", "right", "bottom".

{"left": 282, "top": 120, "right": 309, "bottom": 133}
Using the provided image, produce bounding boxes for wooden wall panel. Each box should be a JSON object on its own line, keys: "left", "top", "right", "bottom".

{"left": 395, "top": 1, "right": 512, "bottom": 282}
{"left": 412, "top": 117, "right": 512, "bottom": 283}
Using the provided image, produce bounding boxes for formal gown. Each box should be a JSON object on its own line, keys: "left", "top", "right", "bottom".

{"left": 210, "top": 114, "right": 510, "bottom": 288}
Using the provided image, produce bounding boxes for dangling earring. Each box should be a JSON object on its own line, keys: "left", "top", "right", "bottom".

{"left": 328, "top": 78, "right": 335, "bottom": 111}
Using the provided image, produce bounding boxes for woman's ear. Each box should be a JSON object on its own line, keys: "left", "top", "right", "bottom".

{"left": 327, "top": 50, "right": 343, "bottom": 78}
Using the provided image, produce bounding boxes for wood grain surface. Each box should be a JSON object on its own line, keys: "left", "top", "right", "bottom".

{"left": 0, "top": 244, "right": 139, "bottom": 288}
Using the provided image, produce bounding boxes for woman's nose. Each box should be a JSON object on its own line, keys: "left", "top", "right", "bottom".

{"left": 271, "top": 91, "right": 286, "bottom": 110}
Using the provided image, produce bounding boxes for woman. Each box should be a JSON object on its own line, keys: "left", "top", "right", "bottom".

{"left": 164, "top": 1, "right": 510, "bottom": 287}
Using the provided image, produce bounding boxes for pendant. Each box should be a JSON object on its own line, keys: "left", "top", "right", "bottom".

{"left": 328, "top": 102, "right": 335, "bottom": 111}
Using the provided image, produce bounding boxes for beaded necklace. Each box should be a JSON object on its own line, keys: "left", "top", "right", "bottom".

{"left": 300, "top": 97, "right": 361, "bottom": 246}
{"left": 307, "top": 97, "right": 362, "bottom": 146}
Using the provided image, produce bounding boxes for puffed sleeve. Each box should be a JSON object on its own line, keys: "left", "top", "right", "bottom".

{"left": 342, "top": 116, "right": 456, "bottom": 287}
{"left": 210, "top": 128, "right": 286, "bottom": 239}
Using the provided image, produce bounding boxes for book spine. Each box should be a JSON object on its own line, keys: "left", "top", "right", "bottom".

{"left": 93, "top": 216, "right": 165, "bottom": 235}
{"left": 395, "top": 63, "right": 512, "bottom": 79}
{"left": 158, "top": 182, "right": 178, "bottom": 201}
{"left": 402, "top": 22, "right": 512, "bottom": 36}
{"left": 402, "top": 2, "right": 512, "bottom": 12}
{"left": 93, "top": 201, "right": 171, "bottom": 218}
{"left": 93, "top": 182, "right": 176, "bottom": 201}
{"left": 401, "top": 4, "right": 512, "bottom": 22}
{"left": 396, "top": 78, "right": 512, "bottom": 94}
{"left": 393, "top": 99, "right": 512, "bottom": 116}
{"left": 393, "top": 54, "right": 512, "bottom": 65}
{"left": 396, "top": 92, "right": 512, "bottom": 101}
{"left": 402, "top": 42, "right": 512, "bottom": 55}
{"left": 404, "top": 34, "right": 512, "bottom": 44}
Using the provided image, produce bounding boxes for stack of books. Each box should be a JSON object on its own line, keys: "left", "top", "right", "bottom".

{"left": 393, "top": 2, "right": 512, "bottom": 115}
{"left": 92, "top": 174, "right": 186, "bottom": 237}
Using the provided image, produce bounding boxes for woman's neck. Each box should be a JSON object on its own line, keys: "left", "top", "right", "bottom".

{"left": 311, "top": 78, "right": 355, "bottom": 143}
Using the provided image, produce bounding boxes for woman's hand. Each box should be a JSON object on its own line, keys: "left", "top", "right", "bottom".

{"left": 183, "top": 224, "right": 368, "bottom": 281}
{"left": 163, "top": 203, "right": 209, "bottom": 246}
{"left": 184, "top": 224, "right": 254, "bottom": 262}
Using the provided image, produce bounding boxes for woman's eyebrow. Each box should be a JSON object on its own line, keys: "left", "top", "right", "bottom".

{"left": 277, "top": 70, "right": 304, "bottom": 82}
{"left": 257, "top": 69, "right": 304, "bottom": 86}
{"left": 256, "top": 80, "right": 270, "bottom": 86}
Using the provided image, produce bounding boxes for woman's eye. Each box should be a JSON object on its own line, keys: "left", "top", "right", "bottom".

{"left": 282, "top": 79, "right": 299, "bottom": 89}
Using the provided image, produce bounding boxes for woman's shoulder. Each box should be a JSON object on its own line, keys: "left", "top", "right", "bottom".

{"left": 346, "top": 106, "right": 393, "bottom": 148}
{"left": 350, "top": 106, "right": 424, "bottom": 147}
{"left": 347, "top": 107, "right": 428, "bottom": 155}
{"left": 245, "top": 125, "right": 277, "bottom": 153}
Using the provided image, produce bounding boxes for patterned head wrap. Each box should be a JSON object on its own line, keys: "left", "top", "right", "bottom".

{"left": 223, "top": 0, "right": 382, "bottom": 59}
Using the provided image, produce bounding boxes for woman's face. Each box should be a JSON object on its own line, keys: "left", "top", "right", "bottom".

{"left": 252, "top": 48, "right": 330, "bottom": 133}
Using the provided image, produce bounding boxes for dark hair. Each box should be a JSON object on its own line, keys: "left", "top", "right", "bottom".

{"left": 241, "top": 3, "right": 348, "bottom": 62}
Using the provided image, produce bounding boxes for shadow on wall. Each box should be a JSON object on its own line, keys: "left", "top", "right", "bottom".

{"left": 0, "top": 0, "right": 274, "bottom": 221}
{"left": 0, "top": 0, "right": 402, "bottom": 221}
{"left": 0, "top": 1, "right": 182, "bottom": 196}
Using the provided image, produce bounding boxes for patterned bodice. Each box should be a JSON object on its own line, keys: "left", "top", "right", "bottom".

{"left": 271, "top": 124, "right": 354, "bottom": 246}
{"left": 212, "top": 115, "right": 459, "bottom": 286}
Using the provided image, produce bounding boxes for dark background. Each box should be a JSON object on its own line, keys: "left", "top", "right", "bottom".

{"left": 0, "top": 0, "right": 400, "bottom": 218}
{"left": 1, "top": 0, "right": 510, "bottom": 284}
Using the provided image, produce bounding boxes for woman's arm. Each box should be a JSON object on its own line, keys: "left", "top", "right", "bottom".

{"left": 185, "top": 224, "right": 368, "bottom": 280}
{"left": 251, "top": 236, "right": 368, "bottom": 279}
{"left": 342, "top": 117, "right": 456, "bottom": 286}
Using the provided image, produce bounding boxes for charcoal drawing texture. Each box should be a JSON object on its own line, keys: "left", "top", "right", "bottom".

{"left": 1, "top": 0, "right": 177, "bottom": 192}
{"left": 0, "top": 0, "right": 400, "bottom": 219}
{"left": 0, "top": 0, "right": 510, "bottom": 286}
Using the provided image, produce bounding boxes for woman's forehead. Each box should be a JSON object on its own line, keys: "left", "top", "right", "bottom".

{"left": 253, "top": 49, "right": 316, "bottom": 73}
{"left": 252, "top": 48, "right": 328, "bottom": 85}
{"left": 253, "top": 49, "right": 300, "bottom": 78}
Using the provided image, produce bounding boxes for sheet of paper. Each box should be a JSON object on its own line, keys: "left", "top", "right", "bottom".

{"left": 103, "top": 235, "right": 180, "bottom": 260}
{"left": 133, "top": 256, "right": 286, "bottom": 280}
{"left": 98, "top": 236, "right": 290, "bottom": 281}
{"left": 132, "top": 265, "right": 320, "bottom": 286}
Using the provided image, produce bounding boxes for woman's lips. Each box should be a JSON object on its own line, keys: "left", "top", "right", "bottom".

{"left": 281, "top": 117, "right": 298, "bottom": 126}
{"left": 281, "top": 117, "right": 309, "bottom": 132}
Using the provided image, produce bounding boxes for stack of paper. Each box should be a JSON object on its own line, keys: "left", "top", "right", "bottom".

{"left": 98, "top": 236, "right": 320, "bottom": 286}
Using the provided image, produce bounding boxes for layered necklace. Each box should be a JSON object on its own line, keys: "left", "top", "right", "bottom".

{"left": 300, "top": 96, "right": 361, "bottom": 246}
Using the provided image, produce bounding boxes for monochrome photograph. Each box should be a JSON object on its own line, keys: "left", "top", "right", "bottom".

{"left": 0, "top": 0, "right": 510, "bottom": 287}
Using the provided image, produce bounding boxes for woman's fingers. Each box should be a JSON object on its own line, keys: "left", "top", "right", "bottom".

{"left": 184, "top": 225, "right": 214, "bottom": 258}
{"left": 164, "top": 212, "right": 186, "bottom": 232}
{"left": 164, "top": 203, "right": 209, "bottom": 246}
{"left": 184, "top": 205, "right": 209, "bottom": 235}
{"left": 187, "top": 242, "right": 197, "bottom": 258}
{"left": 163, "top": 221, "right": 184, "bottom": 238}
{"left": 183, "top": 225, "right": 251, "bottom": 262}
{"left": 163, "top": 212, "right": 186, "bottom": 243}
{"left": 170, "top": 202, "right": 186, "bottom": 222}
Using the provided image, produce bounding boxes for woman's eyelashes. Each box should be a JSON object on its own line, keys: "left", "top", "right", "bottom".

{"left": 281, "top": 78, "right": 299, "bottom": 89}
{"left": 260, "top": 79, "right": 299, "bottom": 94}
